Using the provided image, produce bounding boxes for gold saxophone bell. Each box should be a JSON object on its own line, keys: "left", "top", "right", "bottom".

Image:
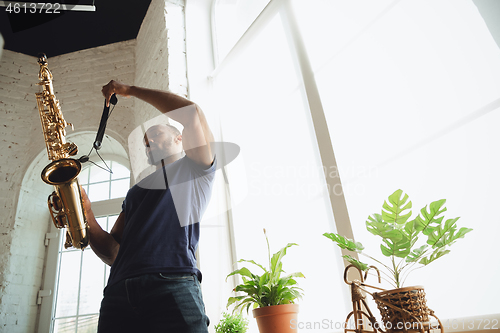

{"left": 36, "top": 53, "right": 89, "bottom": 250}
{"left": 42, "top": 159, "right": 89, "bottom": 249}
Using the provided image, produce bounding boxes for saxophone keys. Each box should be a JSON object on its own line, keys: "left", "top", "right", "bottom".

{"left": 49, "top": 191, "right": 61, "bottom": 210}
{"left": 65, "top": 142, "right": 78, "bottom": 156}
{"left": 47, "top": 192, "right": 66, "bottom": 229}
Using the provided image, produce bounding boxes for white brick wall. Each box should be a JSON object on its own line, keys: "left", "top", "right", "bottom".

{"left": 135, "top": 0, "right": 187, "bottom": 125}
{"left": 49, "top": 40, "right": 136, "bottom": 149}
{"left": 0, "top": 0, "right": 188, "bottom": 331}
{"left": 0, "top": 51, "right": 40, "bottom": 333}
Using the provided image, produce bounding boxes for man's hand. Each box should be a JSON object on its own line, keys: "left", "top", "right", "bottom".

{"left": 102, "top": 80, "right": 131, "bottom": 106}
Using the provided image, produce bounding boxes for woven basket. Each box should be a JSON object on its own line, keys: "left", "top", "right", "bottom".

{"left": 373, "top": 286, "right": 430, "bottom": 331}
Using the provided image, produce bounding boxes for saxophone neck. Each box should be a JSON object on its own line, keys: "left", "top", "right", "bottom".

{"left": 36, "top": 53, "right": 78, "bottom": 160}
{"left": 38, "top": 54, "right": 55, "bottom": 95}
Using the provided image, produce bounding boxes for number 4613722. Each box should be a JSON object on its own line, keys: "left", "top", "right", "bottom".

{"left": 443, "top": 318, "right": 499, "bottom": 330}
{"left": 5, "top": 2, "right": 61, "bottom": 14}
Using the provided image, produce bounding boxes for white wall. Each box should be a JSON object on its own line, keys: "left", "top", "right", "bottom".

{"left": 0, "top": 50, "right": 41, "bottom": 332}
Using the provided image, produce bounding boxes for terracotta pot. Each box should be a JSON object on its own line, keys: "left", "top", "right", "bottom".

{"left": 253, "top": 304, "right": 299, "bottom": 333}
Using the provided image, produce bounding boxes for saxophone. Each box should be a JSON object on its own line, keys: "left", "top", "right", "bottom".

{"left": 36, "top": 53, "right": 89, "bottom": 250}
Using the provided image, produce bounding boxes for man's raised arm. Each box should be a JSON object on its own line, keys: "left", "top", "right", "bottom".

{"left": 101, "top": 80, "right": 214, "bottom": 167}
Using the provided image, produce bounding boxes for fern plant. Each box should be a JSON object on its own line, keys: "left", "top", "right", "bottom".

{"left": 214, "top": 312, "right": 249, "bottom": 333}
{"left": 226, "top": 229, "right": 305, "bottom": 313}
{"left": 324, "top": 189, "right": 472, "bottom": 288}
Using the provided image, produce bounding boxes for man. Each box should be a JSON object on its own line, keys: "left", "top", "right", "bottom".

{"left": 81, "top": 80, "right": 216, "bottom": 333}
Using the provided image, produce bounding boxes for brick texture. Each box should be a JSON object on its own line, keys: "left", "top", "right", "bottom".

{"left": 0, "top": 39, "right": 136, "bottom": 332}
{"left": 0, "top": 0, "right": 188, "bottom": 330}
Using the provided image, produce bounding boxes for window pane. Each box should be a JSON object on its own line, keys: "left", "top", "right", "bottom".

{"left": 77, "top": 315, "right": 99, "bottom": 333}
{"left": 78, "top": 167, "right": 89, "bottom": 185}
{"left": 107, "top": 215, "right": 119, "bottom": 233}
{"left": 214, "top": 0, "right": 271, "bottom": 61}
{"left": 96, "top": 216, "right": 107, "bottom": 231}
{"left": 89, "top": 162, "right": 110, "bottom": 183}
{"left": 292, "top": 0, "right": 395, "bottom": 72}
{"left": 79, "top": 251, "right": 105, "bottom": 315}
{"left": 213, "top": 13, "right": 347, "bottom": 330}
{"left": 88, "top": 182, "right": 110, "bottom": 202}
{"left": 110, "top": 162, "right": 130, "bottom": 180}
{"left": 53, "top": 317, "right": 76, "bottom": 333}
{"left": 294, "top": 0, "right": 500, "bottom": 318}
{"left": 55, "top": 251, "right": 81, "bottom": 317}
{"left": 110, "top": 179, "right": 130, "bottom": 199}
{"left": 105, "top": 265, "right": 111, "bottom": 286}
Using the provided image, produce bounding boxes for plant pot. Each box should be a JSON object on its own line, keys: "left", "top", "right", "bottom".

{"left": 253, "top": 304, "right": 299, "bottom": 333}
{"left": 373, "top": 286, "right": 430, "bottom": 331}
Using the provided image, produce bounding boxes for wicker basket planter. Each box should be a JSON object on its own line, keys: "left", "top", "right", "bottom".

{"left": 324, "top": 190, "right": 472, "bottom": 330}
{"left": 373, "top": 286, "right": 430, "bottom": 332}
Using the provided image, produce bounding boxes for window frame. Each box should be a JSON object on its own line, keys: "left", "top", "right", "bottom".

{"left": 210, "top": 0, "right": 355, "bottom": 278}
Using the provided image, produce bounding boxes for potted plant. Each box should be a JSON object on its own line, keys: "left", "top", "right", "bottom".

{"left": 324, "top": 189, "right": 472, "bottom": 329}
{"left": 226, "top": 229, "right": 305, "bottom": 333}
{"left": 215, "top": 312, "right": 249, "bottom": 333}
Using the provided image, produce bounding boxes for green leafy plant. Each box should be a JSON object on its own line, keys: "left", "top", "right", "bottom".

{"left": 214, "top": 312, "right": 249, "bottom": 333}
{"left": 226, "top": 229, "right": 305, "bottom": 313}
{"left": 324, "top": 189, "right": 472, "bottom": 288}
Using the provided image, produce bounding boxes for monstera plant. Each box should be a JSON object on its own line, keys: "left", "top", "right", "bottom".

{"left": 324, "top": 189, "right": 473, "bottom": 288}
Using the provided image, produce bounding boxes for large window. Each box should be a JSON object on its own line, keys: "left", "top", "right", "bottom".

{"left": 201, "top": 0, "right": 500, "bottom": 328}
{"left": 213, "top": 11, "right": 348, "bottom": 329}
{"left": 40, "top": 160, "right": 130, "bottom": 333}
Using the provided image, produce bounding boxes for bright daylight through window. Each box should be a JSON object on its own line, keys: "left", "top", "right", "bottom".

{"left": 206, "top": 0, "right": 500, "bottom": 331}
